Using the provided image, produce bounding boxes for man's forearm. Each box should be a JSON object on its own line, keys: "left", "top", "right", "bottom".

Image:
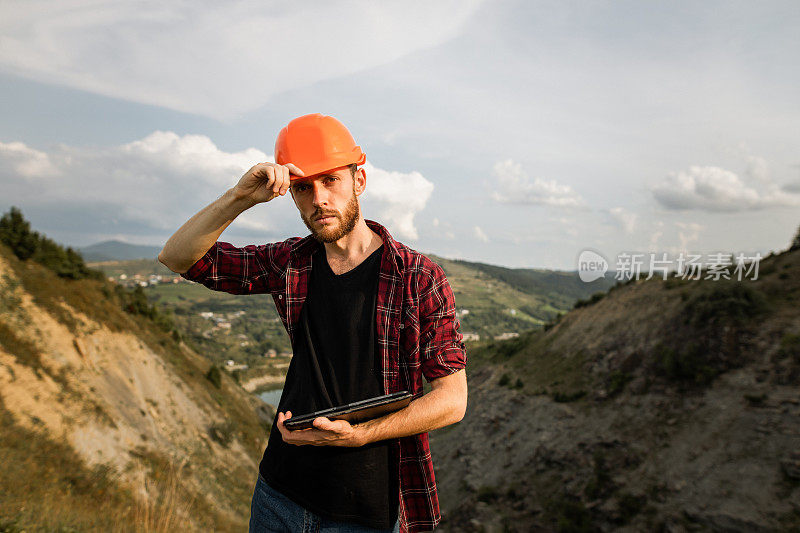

{"left": 356, "top": 384, "right": 465, "bottom": 445}
{"left": 158, "top": 188, "right": 253, "bottom": 273}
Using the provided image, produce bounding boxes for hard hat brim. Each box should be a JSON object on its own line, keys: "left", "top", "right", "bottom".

{"left": 289, "top": 150, "right": 366, "bottom": 180}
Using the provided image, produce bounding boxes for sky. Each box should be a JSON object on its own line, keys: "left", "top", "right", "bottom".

{"left": 1, "top": 0, "right": 798, "bottom": 270}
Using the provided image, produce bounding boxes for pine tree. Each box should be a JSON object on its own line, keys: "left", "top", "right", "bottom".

{"left": 0, "top": 206, "right": 38, "bottom": 260}
{"left": 0, "top": 206, "right": 101, "bottom": 280}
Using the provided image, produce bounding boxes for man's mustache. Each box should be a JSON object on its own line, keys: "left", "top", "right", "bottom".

{"left": 312, "top": 209, "right": 339, "bottom": 220}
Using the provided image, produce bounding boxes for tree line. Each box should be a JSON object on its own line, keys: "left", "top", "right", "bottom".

{"left": 0, "top": 206, "right": 103, "bottom": 280}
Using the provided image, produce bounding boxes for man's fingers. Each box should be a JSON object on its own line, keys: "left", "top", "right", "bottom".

{"left": 278, "top": 166, "right": 291, "bottom": 195}
{"left": 269, "top": 165, "right": 280, "bottom": 194}
{"left": 263, "top": 165, "right": 279, "bottom": 194}
{"left": 278, "top": 166, "right": 289, "bottom": 195}
{"left": 285, "top": 163, "right": 304, "bottom": 177}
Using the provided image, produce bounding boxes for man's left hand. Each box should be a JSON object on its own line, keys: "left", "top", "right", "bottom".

{"left": 276, "top": 411, "right": 365, "bottom": 447}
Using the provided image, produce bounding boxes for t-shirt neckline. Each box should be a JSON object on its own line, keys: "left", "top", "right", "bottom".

{"left": 321, "top": 244, "right": 384, "bottom": 279}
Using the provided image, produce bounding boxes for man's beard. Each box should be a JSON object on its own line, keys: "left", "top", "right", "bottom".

{"left": 301, "top": 191, "right": 360, "bottom": 243}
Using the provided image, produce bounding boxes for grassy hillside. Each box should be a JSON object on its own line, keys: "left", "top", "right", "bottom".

{"left": 0, "top": 240, "right": 274, "bottom": 531}
{"left": 430, "top": 246, "right": 800, "bottom": 531}
{"left": 87, "top": 257, "right": 176, "bottom": 278}
{"left": 0, "top": 394, "right": 189, "bottom": 532}
{"left": 428, "top": 254, "right": 614, "bottom": 334}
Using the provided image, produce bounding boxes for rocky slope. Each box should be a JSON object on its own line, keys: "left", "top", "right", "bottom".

{"left": 0, "top": 244, "right": 273, "bottom": 531}
{"left": 430, "top": 247, "right": 800, "bottom": 532}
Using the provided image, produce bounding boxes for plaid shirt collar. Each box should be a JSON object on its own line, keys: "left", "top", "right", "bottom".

{"left": 289, "top": 218, "right": 404, "bottom": 274}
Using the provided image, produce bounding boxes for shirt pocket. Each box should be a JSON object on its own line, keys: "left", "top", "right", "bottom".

{"left": 399, "top": 304, "right": 420, "bottom": 359}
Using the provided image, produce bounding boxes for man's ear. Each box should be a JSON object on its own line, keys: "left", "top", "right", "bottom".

{"left": 354, "top": 167, "right": 366, "bottom": 196}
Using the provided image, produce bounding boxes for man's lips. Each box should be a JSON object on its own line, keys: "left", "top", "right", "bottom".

{"left": 314, "top": 213, "right": 337, "bottom": 223}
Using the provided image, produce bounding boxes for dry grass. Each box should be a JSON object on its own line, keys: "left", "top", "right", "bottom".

{"left": 0, "top": 398, "right": 228, "bottom": 532}
{"left": 131, "top": 459, "right": 195, "bottom": 533}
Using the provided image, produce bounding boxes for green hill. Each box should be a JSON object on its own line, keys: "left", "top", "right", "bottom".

{"left": 85, "top": 249, "right": 614, "bottom": 375}
{"left": 430, "top": 245, "right": 800, "bottom": 531}
{"left": 428, "top": 253, "right": 614, "bottom": 333}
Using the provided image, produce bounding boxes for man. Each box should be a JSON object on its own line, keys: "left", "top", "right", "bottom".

{"left": 158, "top": 113, "right": 467, "bottom": 533}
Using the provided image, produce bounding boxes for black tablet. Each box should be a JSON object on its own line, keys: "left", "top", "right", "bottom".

{"left": 283, "top": 390, "right": 413, "bottom": 430}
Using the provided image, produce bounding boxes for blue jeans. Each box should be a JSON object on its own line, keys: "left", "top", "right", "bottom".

{"left": 249, "top": 473, "right": 401, "bottom": 533}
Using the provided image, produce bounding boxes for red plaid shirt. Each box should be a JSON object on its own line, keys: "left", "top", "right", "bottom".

{"left": 180, "top": 219, "right": 466, "bottom": 532}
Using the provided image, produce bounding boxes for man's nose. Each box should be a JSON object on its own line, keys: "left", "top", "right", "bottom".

{"left": 311, "top": 181, "right": 328, "bottom": 207}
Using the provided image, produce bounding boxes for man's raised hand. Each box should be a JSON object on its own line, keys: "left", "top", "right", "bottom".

{"left": 231, "top": 162, "right": 304, "bottom": 207}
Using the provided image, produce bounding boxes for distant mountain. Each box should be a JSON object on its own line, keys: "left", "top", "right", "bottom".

{"left": 80, "top": 240, "right": 162, "bottom": 262}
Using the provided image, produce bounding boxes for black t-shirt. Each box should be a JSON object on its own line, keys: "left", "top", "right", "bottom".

{"left": 258, "top": 243, "right": 399, "bottom": 529}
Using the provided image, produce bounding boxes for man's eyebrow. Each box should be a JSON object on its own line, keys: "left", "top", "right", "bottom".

{"left": 293, "top": 173, "right": 338, "bottom": 183}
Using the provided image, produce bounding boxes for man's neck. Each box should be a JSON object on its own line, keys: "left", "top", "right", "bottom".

{"left": 323, "top": 216, "right": 382, "bottom": 263}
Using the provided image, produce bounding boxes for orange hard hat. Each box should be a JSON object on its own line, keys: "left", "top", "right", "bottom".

{"left": 275, "top": 113, "right": 366, "bottom": 179}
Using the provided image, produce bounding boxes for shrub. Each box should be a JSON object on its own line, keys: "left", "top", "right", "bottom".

{"left": 552, "top": 390, "right": 586, "bottom": 403}
{"left": 584, "top": 450, "right": 612, "bottom": 500}
{"left": 684, "top": 281, "right": 766, "bottom": 327}
{"left": 607, "top": 371, "right": 632, "bottom": 397}
{"left": 654, "top": 341, "right": 716, "bottom": 385}
{"left": 117, "top": 285, "right": 175, "bottom": 332}
{"left": 205, "top": 366, "right": 222, "bottom": 388}
{"left": 744, "top": 393, "right": 767, "bottom": 406}
{"left": 494, "top": 334, "right": 526, "bottom": 359}
{"left": 476, "top": 485, "right": 500, "bottom": 503}
{"left": 573, "top": 292, "right": 605, "bottom": 309}
{"left": 544, "top": 312, "right": 564, "bottom": 332}
{"left": 543, "top": 493, "right": 593, "bottom": 533}
{"left": 777, "top": 333, "right": 800, "bottom": 364}
{"left": 616, "top": 492, "right": 646, "bottom": 524}
{"left": 208, "top": 421, "right": 234, "bottom": 447}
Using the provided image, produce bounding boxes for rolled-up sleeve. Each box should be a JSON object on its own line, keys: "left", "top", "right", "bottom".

{"left": 417, "top": 261, "right": 467, "bottom": 381}
{"left": 179, "top": 241, "right": 289, "bottom": 295}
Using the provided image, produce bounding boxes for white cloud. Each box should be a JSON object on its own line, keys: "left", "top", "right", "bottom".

{"left": 0, "top": 132, "right": 278, "bottom": 237}
{"left": 0, "top": 132, "right": 434, "bottom": 244}
{"left": 608, "top": 207, "right": 637, "bottom": 235}
{"left": 0, "top": 1, "right": 483, "bottom": 120}
{"left": 473, "top": 225, "right": 488, "bottom": 242}
{"left": 652, "top": 165, "right": 800, "bottom": 212}
{"left": 360, "top": 162, "right": 434, "bottom": 241}
{"left": 0, "top": 141, "right": 60, "bottom": 178}
{"left": 675, "top": 221, "right": 703, "bottom": 252}
{"left": 491, "top": 159, "right": 585, "bottom": 208}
